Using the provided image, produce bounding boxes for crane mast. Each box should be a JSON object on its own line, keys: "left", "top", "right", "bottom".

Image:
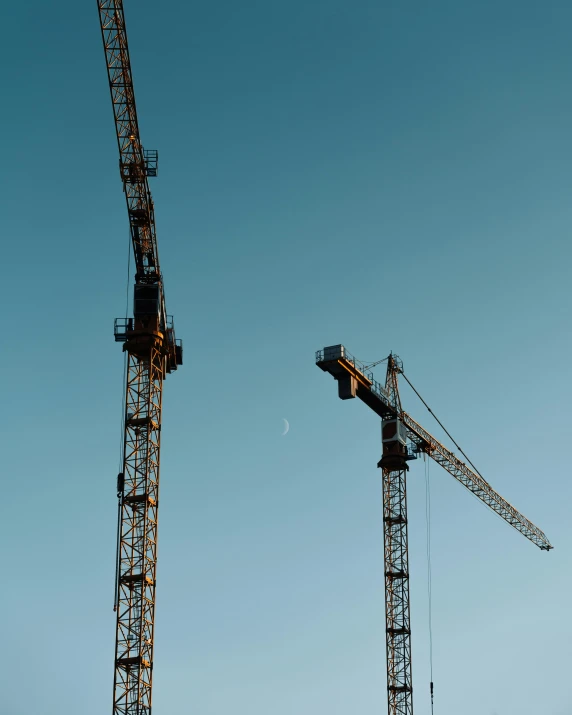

{"left": 378, "top": 355, "right": 414, "bottom": 714}
{"left": 97, "top": 3, "right": 182, "bottom": 714}
{"left": 316, "top": 345, "right": 551, "bottom": 715}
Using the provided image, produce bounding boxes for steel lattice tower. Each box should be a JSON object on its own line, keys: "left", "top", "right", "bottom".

{"left": 113, "top": 343, "right": 164, "bottom": 714}
{"left": 381, "top": 465, "right": 413, "bottom": 715}
{"left": 378, "top": 355, "right": 413, "bottom": 714}
{"left": 97, "top": 2, "right": 182, "bottom": 713}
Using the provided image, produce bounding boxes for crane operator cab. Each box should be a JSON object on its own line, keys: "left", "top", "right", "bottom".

{"left": 113, "top": 284, "right": 160, "bottom": 340}
{"left": 134, "top": 284, "right": 160, "bottom": 322}
{"left": 114, "top": 283, "right": 182, "bottom": 370}
{"left": 379, "top": 418, "right": 415, "bottom": 471}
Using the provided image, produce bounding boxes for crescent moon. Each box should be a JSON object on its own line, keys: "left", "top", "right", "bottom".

{"left": 282, "top": 418, "right": 290, "bottom": 436}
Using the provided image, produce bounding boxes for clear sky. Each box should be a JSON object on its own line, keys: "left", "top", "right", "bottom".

{"left": 1, "top": 1, "right": 570, "bottom": 713}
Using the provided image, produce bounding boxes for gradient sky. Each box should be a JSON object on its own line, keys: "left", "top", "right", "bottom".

{"left": 1, "top": 1, "right": 571, "bottom": 714}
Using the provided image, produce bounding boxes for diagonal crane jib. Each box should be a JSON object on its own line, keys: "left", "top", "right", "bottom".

{"left": 98, "top": 0, "right": 162, "bottom": 285}
{"left": 401, "top": 411, "right": 552, "bottom": 550}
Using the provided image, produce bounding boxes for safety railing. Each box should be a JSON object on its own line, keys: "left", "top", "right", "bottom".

{"left": 316, "top": 345, "right": 391, "bottom": 403}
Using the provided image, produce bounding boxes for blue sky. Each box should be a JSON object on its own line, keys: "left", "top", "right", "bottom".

{"left": 1, "top": 1, "right": 571, "bottom": 713}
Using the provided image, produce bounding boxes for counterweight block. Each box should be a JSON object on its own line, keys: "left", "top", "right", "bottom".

{"left": 338, "top": 375, "right": 358, "bottom": 400}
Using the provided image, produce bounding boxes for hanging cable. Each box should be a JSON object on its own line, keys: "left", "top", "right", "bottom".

{"left": 400, "top": 369, "right": 486, "bottom": 481}
{"left": 361, "top": 355, "right": 389, "bottom": 372}
{"left": 124, "top": 223, "right": 131, "bottom": 321}
{"left": 114, "top": 227, "right": 132, "bottom": 609}
{"left": 425, "top": 455, "right": 434, "bottom": 714}
{"left": 113, "top": 477, "right": 123, "bottom": 612}
{"left": 117, "top": 226, "right": 132, "bottom": 472}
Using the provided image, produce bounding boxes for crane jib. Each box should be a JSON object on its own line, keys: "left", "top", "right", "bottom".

{"left": 315, "top": 344, "right": 552, "bottom": 552}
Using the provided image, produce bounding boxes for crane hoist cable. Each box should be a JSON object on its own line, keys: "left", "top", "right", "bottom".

{"left": 113, "top": 483, "right": 122, "bottom": 612}
{"left": 116, "top": 227, "right": 131, "bottom": 475}
{"left": 113, "top": 228, "right": 132, "bottom": 612}
{"left": 379, "top": 359, "right": 439, "bottom": 710}
{"left": 425, "top": 454, "right": 434, "bottom": 715}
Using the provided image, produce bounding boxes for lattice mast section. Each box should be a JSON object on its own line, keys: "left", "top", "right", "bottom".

{"left": 378, "top": 355, "right": 413, "bottom": 715}
{"left": 114, "top": 343, "right": 164, "bottom": 715}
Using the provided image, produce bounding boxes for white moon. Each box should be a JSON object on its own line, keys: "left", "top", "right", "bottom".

{"left": 282, "top": 418, "right": 290, "bottom": 436}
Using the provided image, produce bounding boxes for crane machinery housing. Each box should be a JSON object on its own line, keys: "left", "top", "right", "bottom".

{"left": 97, "top": 2, "right": 183, "bottom": 713}
{"left": 316, "top": 344, "right": 551, "bottom": 715}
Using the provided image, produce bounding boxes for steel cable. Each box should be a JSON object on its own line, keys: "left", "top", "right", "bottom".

{"left": 400, "top": 369, "right": 485, "bottom": 481}
{"left": 114, "top": 227, "right": 132, "bottom": 609}
{"left": 425, "top": 455, "right": 435, "bottom": 714}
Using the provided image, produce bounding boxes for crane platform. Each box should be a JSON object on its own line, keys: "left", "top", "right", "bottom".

{"left": 316, "top": 344, "right": 395, "bottom": 419}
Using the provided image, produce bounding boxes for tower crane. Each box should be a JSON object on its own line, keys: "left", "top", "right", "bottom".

{"left": 97, "top": 3, "right": 183, "bottom": 713}
{"left": 316, "top": 345, "right": 551, "bottom": 715}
